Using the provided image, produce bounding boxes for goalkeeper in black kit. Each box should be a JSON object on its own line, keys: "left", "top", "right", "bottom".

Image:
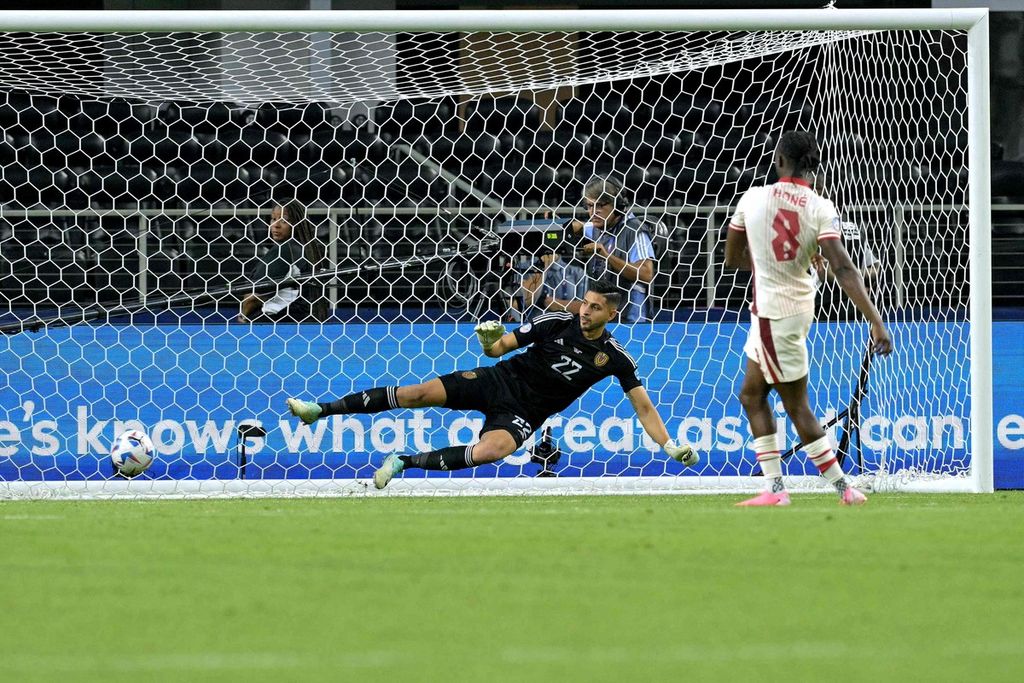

{"left": 286, "top": 279, "right": 698, "bottom": 489}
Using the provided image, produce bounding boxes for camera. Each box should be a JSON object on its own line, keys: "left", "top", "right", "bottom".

{"left": 529, "top": 427, "right": 561, "bottom": 477}
{"left": 544, "top": 226, "right": 592, "bottom": 262}
{"left": 511, "top": 253, "right": 545, "bottom": 276}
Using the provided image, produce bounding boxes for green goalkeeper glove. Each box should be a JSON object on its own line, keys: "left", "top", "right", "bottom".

{"left": 663, "top": 439, "right": 699, "bottom": 467}
{"left": 474, "top": 320, "right": 506, "bottom": 351}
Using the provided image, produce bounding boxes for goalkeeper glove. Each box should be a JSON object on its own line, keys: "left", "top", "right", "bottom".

{"left": 663, "top": 439, "right": 699, "bottom": 467}
{"left": 474, "top": 320, "right": 506, "bottom": 351}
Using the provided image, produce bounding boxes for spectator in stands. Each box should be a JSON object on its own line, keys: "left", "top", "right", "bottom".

{"left": 566, "top": 175, "right": 657, "bottom": 323}
{"left": 811, "top": 220, "right": 881, "bottom": 321}
{"left": 238, "top": 200, "right": 328, "bottom": 323}
{"left": 513, "top": 243, "right": 588, "bottom": 322}
{"left": 992, "top": 12, "right": 1024, "bottom": 160}
{"left": 809, "top": 175, "right": 880, "bottom": 321}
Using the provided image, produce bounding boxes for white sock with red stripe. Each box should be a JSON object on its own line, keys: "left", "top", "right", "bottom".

{"left": 805, "top": 436, "right": 848, "bottom": 494}
{"left": 753, "top": 434, "right": 785, "bottom": 494}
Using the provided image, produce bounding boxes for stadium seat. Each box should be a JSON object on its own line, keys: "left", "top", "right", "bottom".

{"left": 168, "top": 164, "right": 252, "bottom": 205}
{"left": 464, "top": 96, "right": 542, "bottom": 136}
{"left": 375, "top": 98, "right": 458, "bottom": 142}
{"left": 351, "top": 164, "right": 384, "bottom": 203}
{"left": 647, "top": 96, "right": 724, "bottom": 132}
{"left": 254, "top": 102, "right": 332, "bottom": 132}
{"left": 78, "top": 100, "right": 157, "bottom": 138}
{"left": 668, "top": 161, "right": 732, "bottom": 204}
{"left": 450, "top": 132, "right": 498, "bottom": 165}
{"left": 218, "top": 128, "right": 295, "bottom": 166}
{"left": 618, "top": 126, "right": 706, "bottom": 169}
{"left": 22, "top": 168, "right": 69, "bottom": 207}
{"left": 0, "top": 131, "right": 19, "bottom": 164}
{"left": 68, "top": 165, "right": 156, "bottom": 209}
{"left": 545, "top": 128, "right": 586, "bottom": 168}
{"left": 7, "top": 130, "right": 39, "bottom": 168}
{"left": 702, "top": 128, "right": 773, "bottom": 164}
{"left": 370, "top": 159, "right": 440, "bottom": 204}
{"left": 0, "top": 93, "right": 62, "bottom": 131}
{"left": 192, "top": 132, "right": 228, "bottom": 165}
{"left": 351, "top": 133, "right": 391, "bottom": 165}
{"left": 617, "top": 130, "right": 653, "bottom": 167}
{"left": 1, "top": 166, "right": 32, "bottom": 206}
{"left": 281, "top": 163, "right": 347, "bottom": 205}
{"left": 514, "top": 129, "right": 553, "bottom": 166}
{"left": 992, "top": 161, "right": 1024, "bottom": 201}
{"left": 161, "top": 102, "right": 235, "bottom": 134}
{"left": 558, "top": 96, "right": 634, "bottom": 137}
{"left": 78, "top": 131, "right": 108, "bottom": 161}
{"left": 151, "top": 133, "right": 203, "bottom": 165}
{"left": 412, "top": 133, "right": 457, "bottom": 164}
{"left": 480, "top": 163, "right": 553, "bottom": 207}
{"left": 299, "top": 126, "right": 357, "bottom": 165}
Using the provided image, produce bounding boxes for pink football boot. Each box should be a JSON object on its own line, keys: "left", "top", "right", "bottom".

{"left": 735, "top": 490, "right": 792, "bottom": 507}
{"left": 840, "top": 487, "right": 868, "bottom": 506}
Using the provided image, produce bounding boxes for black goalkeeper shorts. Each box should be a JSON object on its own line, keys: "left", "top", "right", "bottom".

{"left": 439, "top": 366, "right": 542, "bottom": 448}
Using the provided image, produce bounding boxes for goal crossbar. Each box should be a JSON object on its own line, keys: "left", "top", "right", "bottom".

{"left": 0, "top": 9, "right": 989, "bottom": 33}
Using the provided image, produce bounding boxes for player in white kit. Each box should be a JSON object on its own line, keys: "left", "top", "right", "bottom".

{"left": 724, "top": 131, "right": 893, "bottom": 506}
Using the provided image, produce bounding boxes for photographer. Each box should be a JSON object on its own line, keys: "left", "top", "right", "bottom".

{"left": 811, "top": 220, "right": 881, "bottom": 321}
{"left": 567, "top": 175, "right": 656, "bottom": 323}
{"left": 512, "top": 232, "right": 588, "bottom": 322}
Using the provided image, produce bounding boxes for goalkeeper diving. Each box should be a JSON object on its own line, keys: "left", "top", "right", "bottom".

{"left": 286, "top": 279, "right": 697, "bottom": 488}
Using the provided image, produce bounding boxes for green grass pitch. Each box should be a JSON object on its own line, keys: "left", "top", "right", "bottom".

{"left": 2, "top": 493, "right": 1023, "bottom": 682}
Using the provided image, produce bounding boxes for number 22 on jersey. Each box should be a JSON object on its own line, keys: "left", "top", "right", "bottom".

{"left": 552, "top": 355, "right": 582, "bottom": 380}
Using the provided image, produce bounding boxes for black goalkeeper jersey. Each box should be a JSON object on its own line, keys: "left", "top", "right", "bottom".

{"left": 496, "top": 311, "right": 642, "bottom": 420}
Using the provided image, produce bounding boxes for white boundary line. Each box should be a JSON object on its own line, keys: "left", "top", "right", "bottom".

{"left": 0, "top": 475, "right": 978, "bottom": 500}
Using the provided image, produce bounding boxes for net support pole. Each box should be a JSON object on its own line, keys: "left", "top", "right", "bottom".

{"left": 328, "top": 209, "right": 339, "bottom": 309}
{"left": 704, "top": 212, "right": 716, "bottom": 309}
{"left": 893, "top": 206, "right": 905, "bottom": 309}
{"left": 136, "top": 214, "right": 148, "bottom": 303}
{"left": 968, "top": 12, "right": 994, "bottom": 493}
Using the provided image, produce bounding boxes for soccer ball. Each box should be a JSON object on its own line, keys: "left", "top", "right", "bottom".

{"left": 110, "top": 429, "right": 155, "bottom": 478}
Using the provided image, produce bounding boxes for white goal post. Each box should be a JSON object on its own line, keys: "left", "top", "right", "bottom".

{"left": 0, "top": 8, "right": 992, "bottom": 498}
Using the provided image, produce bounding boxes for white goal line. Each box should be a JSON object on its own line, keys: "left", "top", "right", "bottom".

{"left": 0, "top": 475, "right": 979, "bottom": 500}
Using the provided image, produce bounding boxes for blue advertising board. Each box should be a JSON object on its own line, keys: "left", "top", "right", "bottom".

{"left": 0, "top": 321, "right": 1020, "bottom": 488}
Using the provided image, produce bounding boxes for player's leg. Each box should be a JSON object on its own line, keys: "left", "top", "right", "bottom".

{"left": 374, "top": 403, "right": 530, "bottom": 489}
{"left": 773, "top": 377, "right": 865, "bottom": 504}
{"left": 373, "top": 429, "right": 519, "bottom": 489}
{"left": 286, "top": 379, "right": 448, "bottom": 424}
{"left": 735, "top": 358, "right": 791, "bottom": 507}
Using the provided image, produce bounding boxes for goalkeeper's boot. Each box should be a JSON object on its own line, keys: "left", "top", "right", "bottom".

{"left": 840, "top": 487, "right": 868, "bottom": 506}
{"left": 373, "top": 454, "right": 404, "bottom": 490}
{"left": 735, "top": 490, "right": 792, "bottom": 507}
{"left": 286, "top": 398, "right": 322, "bottom": 425}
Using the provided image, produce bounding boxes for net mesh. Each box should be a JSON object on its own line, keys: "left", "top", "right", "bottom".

{"left": 0, "top": 26, "right": 973, "bottom": 497}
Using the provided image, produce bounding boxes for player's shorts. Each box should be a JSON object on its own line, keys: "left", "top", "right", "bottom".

{"left": 743, "top": 311, "right": 813, "bottom": 384}
{"left": 439, "top": 366, "right": 541, "bottom": 447}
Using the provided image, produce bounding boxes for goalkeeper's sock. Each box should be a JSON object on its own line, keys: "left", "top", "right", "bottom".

{"left": 805, "top": 436, "right": 848, "bottom": 493}
{"left": 754, "top": 434, "right": 785, "bottom": 493}
{"left": 319, "top": 386, "right": 399, "bottom": 416}
{"left": 400, "top": 445, "right": 476, "bottom": 471}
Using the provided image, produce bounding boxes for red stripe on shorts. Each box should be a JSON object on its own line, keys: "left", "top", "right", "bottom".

{"left": 759, "top": 317, "right": 783, "bottom": 384}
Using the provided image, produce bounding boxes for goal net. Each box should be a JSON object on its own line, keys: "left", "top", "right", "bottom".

{"left": 0, "top": 10, "right": 992, "bottom": 498}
